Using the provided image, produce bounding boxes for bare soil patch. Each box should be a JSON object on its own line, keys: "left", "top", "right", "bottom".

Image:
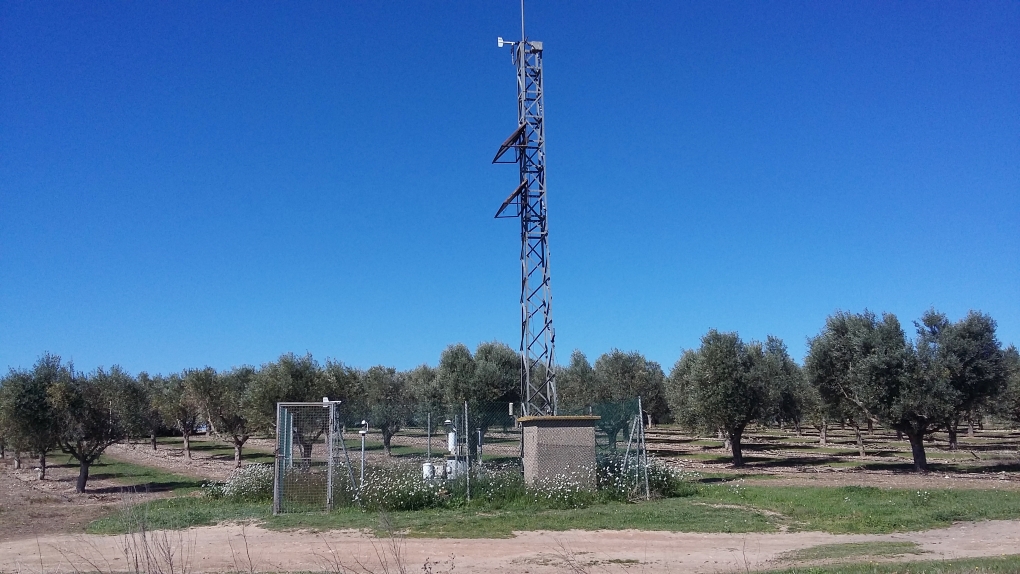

{"left": 0, "top": 458, "right": 132, "bottom": 543}
{"left": 3, "top": 519, "right": 1019, "bottom": 573}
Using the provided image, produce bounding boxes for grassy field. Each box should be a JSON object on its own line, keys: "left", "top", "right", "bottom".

{"left": 88, "top": 481, "right": 1020, "bottom": 538}
{"left": 88, "top": 425, "right": 1020, "bottom": 537}
{"left": 779, "top": 541, "right": 924, "bottom": 561}
{"left": 87, "top": 454, "right": 206, "bottom": 494}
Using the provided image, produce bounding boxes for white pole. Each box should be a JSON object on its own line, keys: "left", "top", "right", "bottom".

{"left": 360, "top": 421, "right": 367, "bottom": 490}
{"left": 273, "top": 403, "right": 282, "bottom": 515}
{"left": 326, "top": 403, "right": 334, "bottom": 510}
{"left": 638, "top": 396, "right": 650, "bottom": 500}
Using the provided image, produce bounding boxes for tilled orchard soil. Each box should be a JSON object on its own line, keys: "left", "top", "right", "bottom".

{"left": 0, "top": 459, "right": 130, "bottom": 542}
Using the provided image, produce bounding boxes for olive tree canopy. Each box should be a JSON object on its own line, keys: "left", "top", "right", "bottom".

{"left": 49, "top": 366, "right": 147, "bottom": 492}
{"left": 0, "top": 354, "right": 68, "bottom": 478}
{"left": 665, "top": 331, "right": 786, "bottom": 466}
{"left": 806, "top": 311, "right": 933, "bottom": 471}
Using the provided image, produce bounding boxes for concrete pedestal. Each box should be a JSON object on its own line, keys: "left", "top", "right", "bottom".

{"left": 518, "top": 415, "right": 600, "bottom": 489}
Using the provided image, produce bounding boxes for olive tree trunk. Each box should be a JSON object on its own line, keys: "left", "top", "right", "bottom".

{"left": 905, "top": 430, "right": 929, "bottom": 472}
{"left": 76, "top": 461, "right": 91, "bottom": 493}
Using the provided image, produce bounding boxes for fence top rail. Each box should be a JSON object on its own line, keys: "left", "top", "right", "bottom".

{"left": 278, "top": 402, "right": 332, "bottom": 407}
{"left": 518, "top": 415, "right": 601, "bottom": 422}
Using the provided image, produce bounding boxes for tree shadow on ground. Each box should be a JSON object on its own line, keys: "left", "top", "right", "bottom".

{"left": 86, "top": 480, "right": 203, "bottom": 494}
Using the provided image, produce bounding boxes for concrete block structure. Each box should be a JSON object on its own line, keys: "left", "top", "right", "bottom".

{"left": 518, "top": 415, "right": 600, "bottom": 488}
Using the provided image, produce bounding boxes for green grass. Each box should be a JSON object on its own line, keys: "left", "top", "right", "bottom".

{"left": 88, "top": 454, "right": 205, "bottom": 494}
{"left": 87, "top": 496, "right": 271, "bottom": 534}
{"left": 781, "top": 541, "right": 923, "bottom": 561}
{"left": 87, "top": 482, "right": 1020, "bottom": 538}
{"left": 759, "top": 554, "right": 1020, "bottom": 574}
{"left": 89, "top": 494, "right": 773, "bottom": 537}
{"left": 702, "top": 484, "right": 1020, "bottom": 533}
{"left": 271, "top": 498, "right": 773, "bottom": 537}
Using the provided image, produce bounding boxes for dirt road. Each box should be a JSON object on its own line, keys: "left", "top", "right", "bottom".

{"left": 3, "top": 520, "right": 1019, "bottom": 573}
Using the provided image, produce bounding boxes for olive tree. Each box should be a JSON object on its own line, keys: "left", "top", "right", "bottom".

{"left": 406, "top": 364, "right": 441, "bottom": 416}
{"left": 155, "top": 371, "right": 206, "bottom": 459}
{"left": 436, "top": 342, "right": 520, "bottom": 455}
{"left": 559, "top": 350, "right": 631, "bottom": 447}
{"left": 49, "top": 366, "right": 147, "bottom": 492}
{"left": 915, "top": 310, "right": 1006, "bottom": 448}
{"left": 0, "top": 354, "right": 68, "bottom": 478}
{"left": 136, "top": 372, "right": 167, "bottom": 451}
{"left": 762, "top": 337, "right": 809, "bottom": 434}
{"left": 593, "top": 350, "right": 668, "bottom": 423}
{"left": 323, "top": 358, "right": 364, "bottom": 425}
{"left": 362, "top": 366, "right": 411, "bottom": 455}
{"left": 436, "top": 343, "right": 476, "bottom": 407}
{"left": 556, "top": 350, "right": 597, "bottom": 413}
{"left": 1000, "top": 346, "right": 1020, "bottom": 426}
{"left": 806, "top": 311, "right": 942, "bottom": 471}
{"left": 558, "top": 349, "right": 666, "bottom": 449}
{"left": 249, "top": 354, "right": 329, "bottom": 461}
{"left": 665, "top": 331, "right": 781, "bottom": 466}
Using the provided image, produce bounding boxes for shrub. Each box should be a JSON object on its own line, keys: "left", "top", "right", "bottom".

{"left": 356, "top": 466, "right": 449, "bottom": 511}
{"left": 646, "top": 459, "right": 701, "bottom": 498}
{"left": 203, "top": 463, "right": 273, "bottom": 502}
{"left": 595, "top": 454, "right": 700, "bottom": 501}
{"left": 267, "top": 457, "right": 702, "bottom": 513}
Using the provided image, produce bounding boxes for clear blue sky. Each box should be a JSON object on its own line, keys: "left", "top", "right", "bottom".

{"left": 2, "top": 1, "right": 1017, "bottom": 376}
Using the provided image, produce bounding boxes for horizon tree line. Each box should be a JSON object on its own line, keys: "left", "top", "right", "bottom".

{"left": 1, "top": 308, "right": 1019, "bottom": 492}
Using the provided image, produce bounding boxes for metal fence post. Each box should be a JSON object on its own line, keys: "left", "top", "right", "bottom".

{"left": 273, "top": 403, "right": 282, "bottom": 515}
{"left": 477, "top": 427, "right": 483, "bottom": 475}
{"left": 464, "top": 401, "right": 470, "bottom": 502}
{"left": 326, "top": 402, "right": 334, "bottom": 511}
{"left": 638, "top": 396, "right": 650, "bottom": 500}
{"left": 360, "top": 420, "right": 367, "bottom": 491}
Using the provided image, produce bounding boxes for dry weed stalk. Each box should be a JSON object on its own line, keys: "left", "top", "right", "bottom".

{"left": 45, "top": 491, "right": 195, "bottom": 574}
{"left": 551, "top": 538, "right": 607, "bottom": 574}
{"left": 226, "top": 523, "right": 263, "bottom": 574}
{"left": 314, "top": 514, "right": 455, "bottom": 574}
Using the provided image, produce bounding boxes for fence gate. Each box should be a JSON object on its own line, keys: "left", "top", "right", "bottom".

{"left": 273, "top": 401, "right": 354, "bottom": 514}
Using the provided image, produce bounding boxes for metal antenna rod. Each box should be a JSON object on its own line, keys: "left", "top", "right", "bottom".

{"left": 520, "top": 0, "right": 526, "bottom": 42}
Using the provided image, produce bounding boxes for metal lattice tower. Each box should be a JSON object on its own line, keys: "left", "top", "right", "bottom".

{"left": 493, "top": 9, "right": 556, "bottom": 416}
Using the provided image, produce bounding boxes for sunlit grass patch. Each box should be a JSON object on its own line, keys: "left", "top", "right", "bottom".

{"left": 781, "top": 541, "right": 923, "bottom": 561}
{"left": 88, "top": 455, "right": 205, "bottom": 493}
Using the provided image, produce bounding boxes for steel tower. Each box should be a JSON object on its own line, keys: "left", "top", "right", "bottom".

{"left": 493, "top": 16, "right": 556, "bottom": 416}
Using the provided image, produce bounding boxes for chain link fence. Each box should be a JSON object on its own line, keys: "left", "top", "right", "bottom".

{"left": 562, "top": 397, "right": 650, "bottom": 497}
{"left": 273, "top": 398, "right": 650, "bottom": 514}
{"left": 273, "top": 402, "right": 356, "bottom": 513}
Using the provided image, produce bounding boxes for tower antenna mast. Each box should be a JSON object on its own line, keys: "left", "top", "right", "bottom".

{"left": 493, "top": 1, "right": 557, "bottom": 416}
{"left": 520, "top": 0, "right": 526, "bottom": 46}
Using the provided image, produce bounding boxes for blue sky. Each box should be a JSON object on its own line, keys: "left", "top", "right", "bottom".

{"left": 2, "top": 1, "right": 1017, "bottom": 376}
